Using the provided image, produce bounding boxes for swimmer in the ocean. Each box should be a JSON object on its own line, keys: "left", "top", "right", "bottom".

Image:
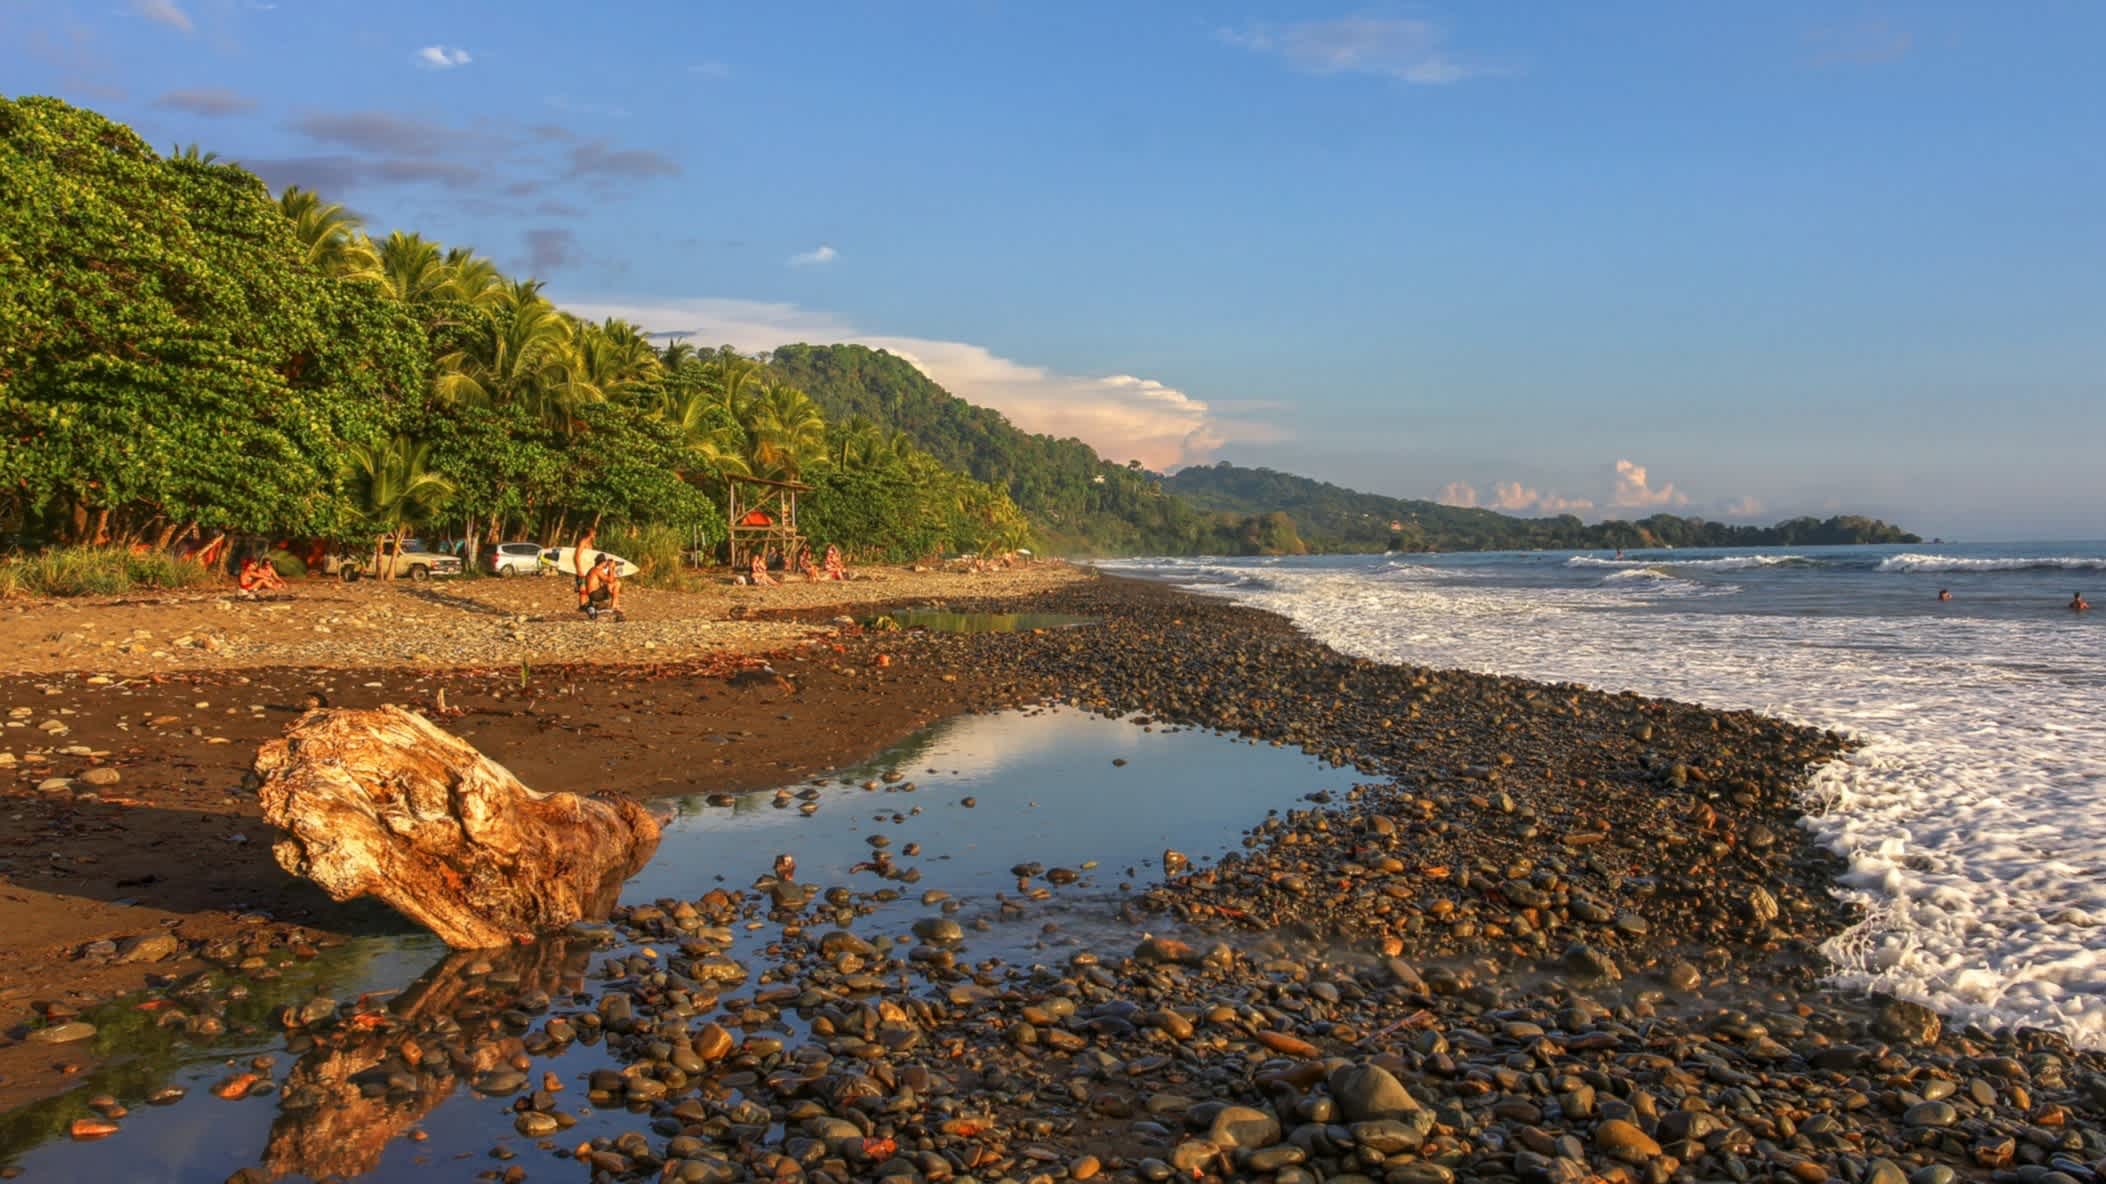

{"left": 1937, "top": 589, "right": 1952, "bottom": 602}
{"left": 2073, "top": 592, "right": 2092, "bottom": 612}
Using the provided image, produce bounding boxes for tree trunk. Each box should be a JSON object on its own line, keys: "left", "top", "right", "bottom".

{"left": 255, "top": 706, "right": 661, "bottom": 949}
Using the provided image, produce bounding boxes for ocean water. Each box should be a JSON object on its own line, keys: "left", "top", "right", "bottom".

{"left": 1103, "top": 542, "right": 2106, "bottom": 1048}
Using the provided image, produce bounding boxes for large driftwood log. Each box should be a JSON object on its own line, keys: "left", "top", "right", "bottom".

{"left": 256, "top": 706, "right": 660, "bottom": 948}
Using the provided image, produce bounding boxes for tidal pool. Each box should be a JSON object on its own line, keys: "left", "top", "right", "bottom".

{"left": 0, "top": 707, "right": 1361, "bottom": 1182}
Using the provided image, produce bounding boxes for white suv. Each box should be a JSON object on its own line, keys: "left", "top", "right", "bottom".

{"left": 484, "top": 542, "right": 547, "bottom": 577}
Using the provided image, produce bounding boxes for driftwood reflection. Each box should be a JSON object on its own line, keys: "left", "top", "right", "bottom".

{"left": 261, "top": 937, "right": 590, "bottom": 1180}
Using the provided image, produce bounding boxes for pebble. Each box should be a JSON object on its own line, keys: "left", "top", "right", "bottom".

{"left": 28, "top": 1021, "right": 96, "bottom": 1044}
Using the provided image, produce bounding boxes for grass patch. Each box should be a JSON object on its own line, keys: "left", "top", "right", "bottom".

{"left": 0, "top": 546, "right": 218, "bottom": 599}
{"left": 602, "top": 524, "right": 698, "bottom": 591}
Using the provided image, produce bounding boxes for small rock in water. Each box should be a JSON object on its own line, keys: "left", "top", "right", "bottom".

{"left": 1875, "top": 998, "right": 1942, "bottom": 1045}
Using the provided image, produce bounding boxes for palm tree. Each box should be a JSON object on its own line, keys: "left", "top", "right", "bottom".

{"left": 375, "top": 231, "right": 454, "bottom": 305}
{"left": 659, "top": 340, "right": 697, "bottom": 370}
{"left": 656, "top": 386, "right": 752, "bottom": 480}
{"left": 441, "top": 248, "right": 507, "bottom": 309}
{"left": 342, "top": 436, "right": 455, "bottom": 578}
{"left": 738, "top": 381, "right": 827, "bottom": 480}
{"left": 276, "top": 187, "right": 380, "bottom": 281}
{"left": 542, "top": 317, "right": 663, "bottom": 428}
{"left": 696, "top": 346, "right": 764, "bottom": 413}
{"left": 831, "top": 416, "right": 888, "bottom": 470}
{"left": 432, "top": 278, "right": 570, "bottom": 412}
{"left": 168, "top": 142, "right": 224, "bottom": 165}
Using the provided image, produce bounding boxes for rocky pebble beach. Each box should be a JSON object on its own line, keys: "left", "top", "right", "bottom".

{"left": 3, "top": 575, "right": 2103, "bottom": 1183}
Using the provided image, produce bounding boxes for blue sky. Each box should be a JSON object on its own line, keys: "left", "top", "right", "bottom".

{"left": 8, "top": 2, "right": 2103, "bottom": 539}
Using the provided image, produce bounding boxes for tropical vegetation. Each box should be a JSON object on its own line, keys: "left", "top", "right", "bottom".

{"left": 0, "top": 96, "right": 1030, "bottom": 580}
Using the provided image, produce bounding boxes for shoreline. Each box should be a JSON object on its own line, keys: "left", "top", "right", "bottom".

{"left": 4, "top": 573, "right": 2102, "bottom": 1181}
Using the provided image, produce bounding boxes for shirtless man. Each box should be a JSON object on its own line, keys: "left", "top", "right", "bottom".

{"left": 583, "top": 553, "right": 624, "bottom": 621}
{"left": 2073, "top": 592, "right": 2092, "bottom": 613}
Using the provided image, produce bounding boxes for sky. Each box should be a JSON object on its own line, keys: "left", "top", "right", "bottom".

{"left": 6, "top": 1, "right": 2103, "bottom": 540}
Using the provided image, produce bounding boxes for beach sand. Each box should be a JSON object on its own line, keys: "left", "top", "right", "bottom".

{"left": 3, "top": 570, "right": 2101, "bottom": 1181}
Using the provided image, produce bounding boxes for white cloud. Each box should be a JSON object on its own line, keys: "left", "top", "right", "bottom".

{"left": 1611, "top": 458, "right": 1689, "bottom": 509}
{"left": 1721, "top": 495, "right": 1766, "bottom": 520}
{"left": 1437, "top": 482, "right": 1478, "bottom": 508}
{"left": 416, "top": 45, "right": 472, "bottom": 68}
{"left": 557, "top": 296, "right": 1279, "bottom": 471}
{"left": 1492, "top": 481, "right": 1593, "bottom": 515}
{"left": 1217, "top": 18, "right": 1502, "bottom": 85}
{"left": 789, "top": 244, "right": 837, "bottom": 267}
{"left": 135, "top": 0, "right": 193, "bottom": 32}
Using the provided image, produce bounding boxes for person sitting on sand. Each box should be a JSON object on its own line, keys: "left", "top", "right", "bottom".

{"left": 581, "top": 553, "right": 624, "bottom": 620}
{"left": 797, "top": 545, "right": 822, "bottom": 582}
{"left": 1937, "top": 588, "right": 1952, "bottom": 602}
{"left": 237, "top": 554, "right": 288, "bottom": 596}
{"left": 750, "top": 552, "right": 778, "bottom": 587}
{"left": 823, "top": 544, "right": 847, "bottom": 581}
{"left": 2074, "top": 592, "right": 2092, "bottom": 612}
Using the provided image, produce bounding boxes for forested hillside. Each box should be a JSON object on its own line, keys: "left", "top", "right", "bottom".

{"left": 1167, "top": 463, "right": 1920, "bottom": 552}
{"left": 766, "top": 344, "right": 1218, "bottom": 554}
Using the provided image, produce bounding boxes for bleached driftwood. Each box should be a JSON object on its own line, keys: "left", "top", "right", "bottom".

{"left": 255, "top": 706, "right": 660, "bottom": 948}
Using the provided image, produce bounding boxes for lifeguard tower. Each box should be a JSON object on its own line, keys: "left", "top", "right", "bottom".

{"left": 725, "top": 474, "right": 811, "bottom": 570}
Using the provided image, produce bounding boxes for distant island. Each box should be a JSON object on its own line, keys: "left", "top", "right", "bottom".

{"left": 1163, "top": 463, "right": 1920, "bottom": 555}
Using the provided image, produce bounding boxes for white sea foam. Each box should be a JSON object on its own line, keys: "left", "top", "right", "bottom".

{"left": 1570, "top": 553, "right": 1810, "bottom": 571}
{"left": 1877, "top": 553, "right": 2106, "bottom": 573}
{"left": 1142, "top": 561, "right": 2106, "bottom": 1048}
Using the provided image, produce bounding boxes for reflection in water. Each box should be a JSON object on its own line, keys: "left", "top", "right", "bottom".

{"left": 263, "top": 939, "right": 591, "bottom": 1180}
{"left": 2, "top": 708, "right": 1355, "bottom": 1182}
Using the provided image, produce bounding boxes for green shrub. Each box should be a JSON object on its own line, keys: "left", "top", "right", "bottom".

{"left": 602, "top": 524, "right": 693, "bottom": 590}
{"left": 264, "top": 549, "right": 307, "bottom": 579}
{"left": 0, "top": 546, "right": 217, "bottom": 598}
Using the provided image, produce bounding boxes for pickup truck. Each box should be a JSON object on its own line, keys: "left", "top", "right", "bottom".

{"left": 324, "top": 539, "right": 464, "bottom": 582}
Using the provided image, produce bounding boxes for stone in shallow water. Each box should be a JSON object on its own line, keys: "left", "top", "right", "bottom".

{"left": 28, "top": 1021, "right": 96, "bottom": 1044}
{"left": 1875, "top": 998, "right": 1942, "bottom": 1045}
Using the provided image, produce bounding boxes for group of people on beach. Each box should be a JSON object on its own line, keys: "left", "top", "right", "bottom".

{"left": 745, "top": 543, "right": 848, "bottom": 587}
{"left": 1934, "top": 587, "right": 2089, "bottom": 612}
{"left": 567, "top": 525, "right": 859, "bottom": 621}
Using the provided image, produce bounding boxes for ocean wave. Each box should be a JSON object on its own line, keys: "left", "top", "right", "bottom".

{"left": 1142, "top": 557, "right": 2106, "bottom": 1048}
{"left": 1569, "top": 554, "right": 1810, "bottom": 571}
{"left": 1877, "top": 553, "right": 2106, "bottom": 573}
